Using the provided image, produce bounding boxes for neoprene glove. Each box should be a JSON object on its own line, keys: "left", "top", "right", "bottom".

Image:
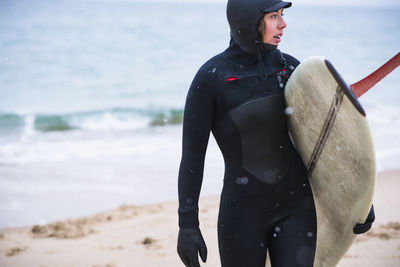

{"left": 177, "top": 228, "right": 208, "bottom": 267}
{"left": 353, "top": 204, "right": 375, "bottom": 234}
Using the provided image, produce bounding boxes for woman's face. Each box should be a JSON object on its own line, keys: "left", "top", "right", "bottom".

{"left": 261, "top": 9, "right": 287, "bottom": 45}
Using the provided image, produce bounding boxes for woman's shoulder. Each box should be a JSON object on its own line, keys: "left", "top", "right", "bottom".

{"left": 192, "top": 52, "right": 226, "bottom": 84}
{"left": 197, "top": 53, "right": 226, "bottom": 75}
{"left": 187, "top": 53, "right": 227, "bottom": 98}
{"left": 281, "top": 52, "right": 301, "bottom": 68}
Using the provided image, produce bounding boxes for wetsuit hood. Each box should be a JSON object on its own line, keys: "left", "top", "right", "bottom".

{"left": 227, "top": 0, "right": 292, "bottom": 55}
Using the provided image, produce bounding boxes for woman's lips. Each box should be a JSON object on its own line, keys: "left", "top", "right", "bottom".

{"left": 273, "top": 34, "right": 282, "bottom": 42}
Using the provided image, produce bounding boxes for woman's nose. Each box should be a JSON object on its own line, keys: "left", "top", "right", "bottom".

{"left": 279, "top": 17, "right": 287, "bottom": 29}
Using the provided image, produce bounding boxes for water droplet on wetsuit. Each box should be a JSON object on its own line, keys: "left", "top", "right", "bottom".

{"left": 285, "top": 106, "right": 293, "bottom": 115}
{"left": 262, "top": 170, "right": 280, "bottom": 184}
{"left": 235, "top": 176, "right": 249, "bottom": 185}
{"left": 296, "top": 246, "right": 315, "bottom": 266}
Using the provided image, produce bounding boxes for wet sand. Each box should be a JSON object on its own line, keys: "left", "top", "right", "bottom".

{"left": 0, "top": 170, "right": 399, "bottom": 267}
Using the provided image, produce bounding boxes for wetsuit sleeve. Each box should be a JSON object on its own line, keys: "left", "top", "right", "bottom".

{"left": 178, "top": 65, "right": 216, "bottom": 229}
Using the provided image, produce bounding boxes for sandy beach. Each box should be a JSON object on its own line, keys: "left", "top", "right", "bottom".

{"left": 0, "top": 170, "right": 399, "bottom": 267}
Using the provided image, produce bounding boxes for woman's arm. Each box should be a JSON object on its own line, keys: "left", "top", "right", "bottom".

{"left": 177, "top": 64, "right": 217, "bottom": 267}
{"left": 178, "top": 64, "right": 217, "bottom": 229}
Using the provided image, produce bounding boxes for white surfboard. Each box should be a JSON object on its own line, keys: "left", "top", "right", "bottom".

{"left": 282, "top": 56, "right": 376, "bottom": 267}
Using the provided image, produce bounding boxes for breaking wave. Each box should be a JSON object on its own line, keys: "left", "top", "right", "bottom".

{"left": 0, "top": 107, "right": 184, "bottom": 135}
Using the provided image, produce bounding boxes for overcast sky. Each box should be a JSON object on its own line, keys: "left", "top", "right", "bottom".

{"left": 138, "top": 0, "right": 399, "bottom": 6}
{"left": 294, "top": 0, "right": 399, "bottom": 6}
{"left": 81, "top": 0, "right": 400, "bottom": 6}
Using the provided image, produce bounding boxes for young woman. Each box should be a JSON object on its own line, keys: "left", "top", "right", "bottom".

{"left": 177, "top": 1, "right": 373, "bottom": 266}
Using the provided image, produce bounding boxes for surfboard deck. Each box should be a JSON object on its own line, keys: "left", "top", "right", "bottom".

{"left": 280, "top": 56, "right": 376, "bottom": 267}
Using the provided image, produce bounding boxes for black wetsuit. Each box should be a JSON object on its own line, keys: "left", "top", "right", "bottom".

{"left": 178, "top": 40, "right": 317, "bottom": 267}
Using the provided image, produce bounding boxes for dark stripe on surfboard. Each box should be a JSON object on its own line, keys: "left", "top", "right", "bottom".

{"left": 306, "top": 87, "right": 344, "bottom": 178}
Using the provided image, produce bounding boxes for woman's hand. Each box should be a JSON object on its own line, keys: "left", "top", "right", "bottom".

{"left": 177, "top": 228, "right": 208, "bottom": 267}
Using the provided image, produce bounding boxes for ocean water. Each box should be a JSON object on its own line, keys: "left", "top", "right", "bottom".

{"left": 0, "top": 0, "right": 399, "bottom": 228}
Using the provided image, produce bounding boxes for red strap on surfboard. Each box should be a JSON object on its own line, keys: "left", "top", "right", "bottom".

{"left": 351, "top": 52, "right": 400, "bottom": 98}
